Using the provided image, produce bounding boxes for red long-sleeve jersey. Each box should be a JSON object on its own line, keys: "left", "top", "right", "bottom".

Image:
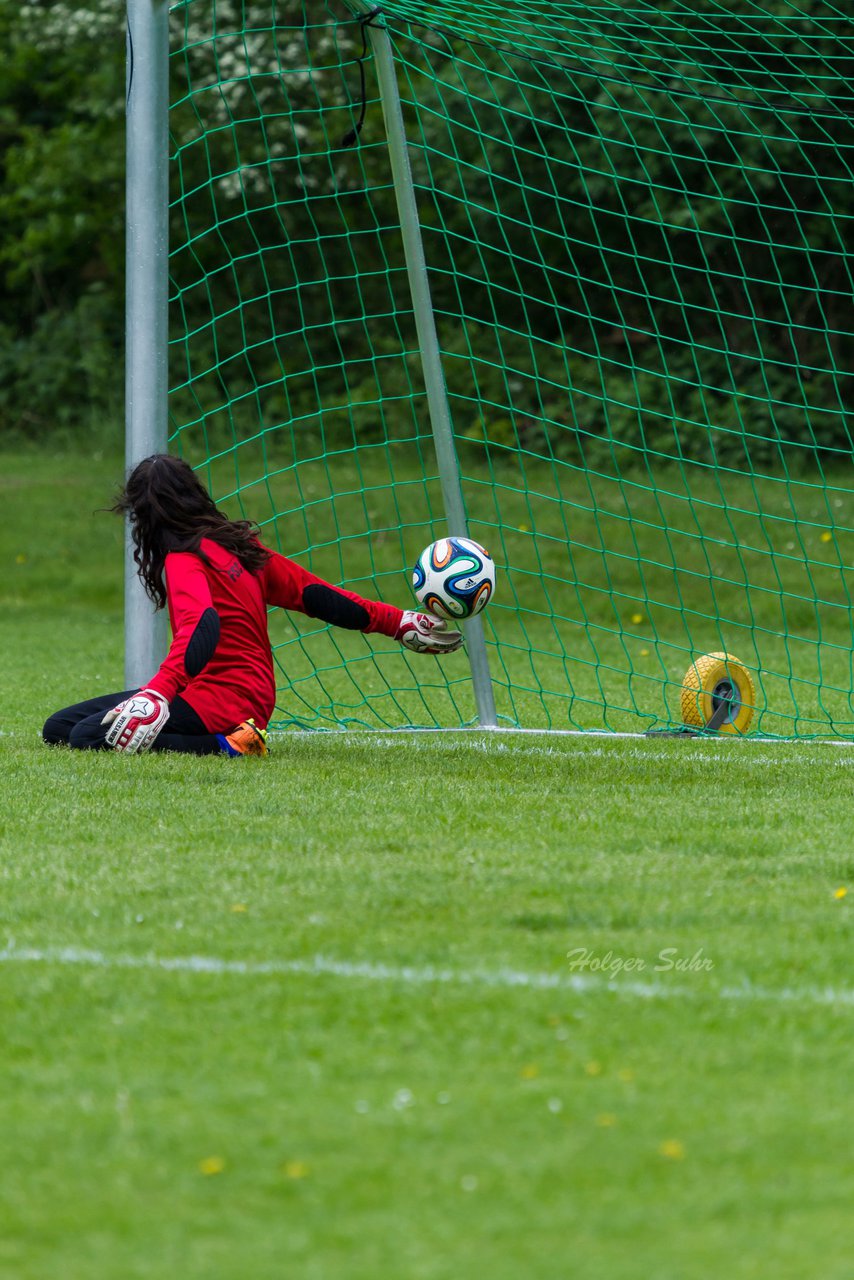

{"left": 145, "top": 537, "right": 403, "bottom": 732}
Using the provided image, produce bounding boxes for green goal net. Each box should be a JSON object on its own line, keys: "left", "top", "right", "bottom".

{"left": 167, "top": 0, "right": 854, "bottom": 737}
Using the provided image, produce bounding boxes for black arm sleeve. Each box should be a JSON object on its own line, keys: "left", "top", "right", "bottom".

{"left": 184, "top": 607, "right": 221, "bottom": 677}
{"left": 302, "top": 583, "right": 370, "bottom": 630}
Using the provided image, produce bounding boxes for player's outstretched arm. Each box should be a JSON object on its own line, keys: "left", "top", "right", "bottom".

{"left": 261, "top": 551, "right": 462, "bottom": 655}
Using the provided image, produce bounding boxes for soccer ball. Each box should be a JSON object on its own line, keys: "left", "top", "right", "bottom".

{"left": 412, "top": 537, "right": 495, "bottom": 620}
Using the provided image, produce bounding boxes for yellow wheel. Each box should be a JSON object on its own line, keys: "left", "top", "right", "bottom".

{"left": 680, "top": 652, "right": 756, "bottom": 735}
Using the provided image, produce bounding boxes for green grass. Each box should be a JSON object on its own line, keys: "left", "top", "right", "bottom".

{"left": 1, "top": 449, "right": 852, "bottom": 1278}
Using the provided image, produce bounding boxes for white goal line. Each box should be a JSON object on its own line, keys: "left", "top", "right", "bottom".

{"left": 267, "top": 725, "right": 854, "bottom": 750}
{"left": 1, "top": 943, "right": 851, "bottom": 1009}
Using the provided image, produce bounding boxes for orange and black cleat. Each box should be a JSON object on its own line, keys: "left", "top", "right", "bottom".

{"left": 218, "top": 719, "right": 270, "bottom": 758}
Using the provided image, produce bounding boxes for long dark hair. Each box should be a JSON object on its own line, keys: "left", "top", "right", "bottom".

{"left": 113, "top": 454, "right": 270, "bottom": 608}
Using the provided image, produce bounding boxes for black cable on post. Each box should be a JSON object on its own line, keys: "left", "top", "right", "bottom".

{"left": 340, "top": 7, "right": 384, "bottom": 147}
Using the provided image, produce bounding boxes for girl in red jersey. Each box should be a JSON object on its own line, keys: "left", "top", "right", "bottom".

{"left": 42, "top": 454, "right": 462, "bottom": 756}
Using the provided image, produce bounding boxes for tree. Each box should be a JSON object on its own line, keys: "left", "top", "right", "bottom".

{"left": 0, "top": 0, "right": 126, "bottom": 435}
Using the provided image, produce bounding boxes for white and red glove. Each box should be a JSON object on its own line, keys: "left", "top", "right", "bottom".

{"left": 395, "top": 611, "right": 464, "bottom": 655}
{"left": 101, "top": 689, "right": 170, "bottom": 754}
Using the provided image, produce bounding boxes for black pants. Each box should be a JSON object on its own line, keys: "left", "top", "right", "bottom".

{"left": 42, "top": 690, "right": 224, "bottom": 755}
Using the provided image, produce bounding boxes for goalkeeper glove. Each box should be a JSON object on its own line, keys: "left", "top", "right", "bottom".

{"left": 395, "top": 611, "right": 463, "bottom": 655}
{"left": 101, "top": 689, "right": 170, "bottom": 754}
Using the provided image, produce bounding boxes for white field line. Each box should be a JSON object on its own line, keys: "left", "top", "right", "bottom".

{"left": 293, "top": 734, "right": 854, "bottom": 767}
{"left": 267, "top": 725, "right": 854, "bottom": 752}
{"left": 1, "top": 943, "right": 852, "bottom": 1009}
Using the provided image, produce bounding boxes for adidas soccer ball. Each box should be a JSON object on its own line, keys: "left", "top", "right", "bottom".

{"left": 412, "top": 537, "right": 495, "bottom": 620}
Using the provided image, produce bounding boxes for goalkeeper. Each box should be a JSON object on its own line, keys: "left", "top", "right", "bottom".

{"left": 42, "top": 454, "right": 462, "bottom": 756}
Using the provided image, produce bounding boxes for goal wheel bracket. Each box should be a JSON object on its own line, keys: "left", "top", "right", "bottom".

{"left": 646, "top": 651, "right": 756, "bottom": 739}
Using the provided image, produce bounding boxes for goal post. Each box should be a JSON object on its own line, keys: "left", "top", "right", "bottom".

{"left": 124, "top": 0, "right": 170, "bottom": 688}
{"left": 131, "top": 0, "right": 854, "bottom": 737}
{"left": 351, "top": 2, "right": 497, "bottom": 728}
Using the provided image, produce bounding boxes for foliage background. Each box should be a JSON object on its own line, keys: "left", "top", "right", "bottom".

{"left": 0, "top": 0, "right": 125, "bottom": 436}
{"left": 1, "top": 0, "right": 853, "bottom": 468}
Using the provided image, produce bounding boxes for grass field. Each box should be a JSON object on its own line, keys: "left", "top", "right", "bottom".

{"left": 1, "top": 448, "right": 853, "bottom": 1278}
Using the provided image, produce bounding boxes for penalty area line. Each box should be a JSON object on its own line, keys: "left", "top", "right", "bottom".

{"left": 0, "top": 943, "right": 852, "bottom": 1009}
